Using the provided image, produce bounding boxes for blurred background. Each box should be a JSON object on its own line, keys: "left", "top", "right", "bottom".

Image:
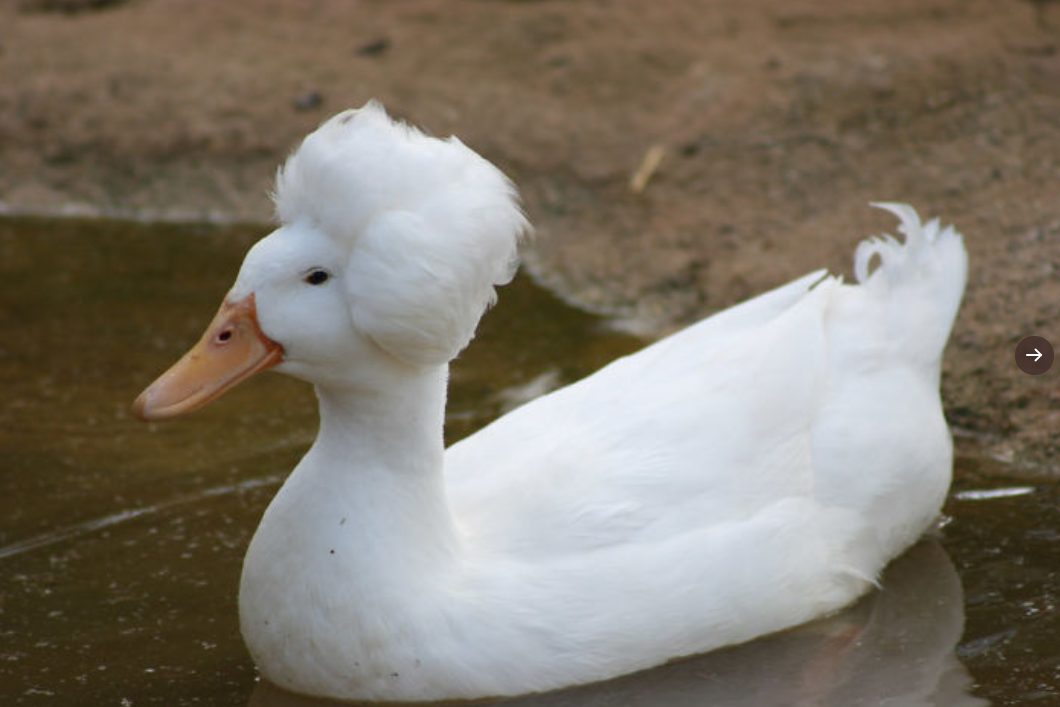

{"left": 2, "top": 0, "right": 1060, "bottom": 467}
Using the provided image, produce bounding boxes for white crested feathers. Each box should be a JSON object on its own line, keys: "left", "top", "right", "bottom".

{"left": 273, "top": 102, "right": 530, "bottom": 366}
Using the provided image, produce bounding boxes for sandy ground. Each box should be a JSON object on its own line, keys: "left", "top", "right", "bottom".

{"left": 2, "top": 0, "right": 1058, "bottom": 473}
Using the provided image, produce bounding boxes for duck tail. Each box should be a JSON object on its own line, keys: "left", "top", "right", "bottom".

{"left": 852, "top": 203, "right": 968, "bottom": 366}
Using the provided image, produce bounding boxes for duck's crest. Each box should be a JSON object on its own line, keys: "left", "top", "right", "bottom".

{"left": 274, "top": 102, "right": 530, "bottom": 366}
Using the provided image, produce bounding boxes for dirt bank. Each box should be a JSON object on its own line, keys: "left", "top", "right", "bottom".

{"left": 2, "top": 0, "right": 1058, "bottom": 472}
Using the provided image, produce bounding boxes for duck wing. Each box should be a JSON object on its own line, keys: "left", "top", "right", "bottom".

{"left": 445, "top": 269, "right": 836, "bottom": 556}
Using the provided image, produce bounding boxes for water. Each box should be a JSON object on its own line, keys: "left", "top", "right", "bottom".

{"left": 0, "top": 218, "right": 1057, "bottom": 706}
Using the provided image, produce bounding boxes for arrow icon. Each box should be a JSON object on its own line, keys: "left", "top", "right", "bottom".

{"left": 1017, "top": 336, "right": 1053, "bottom": 375}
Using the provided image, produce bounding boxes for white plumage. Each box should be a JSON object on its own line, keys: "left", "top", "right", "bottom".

{"left": 140, "top": 103, "right": 968, "bottom": 702}
{"left": 272, "top": 102, "right": 528, "bottom": 366}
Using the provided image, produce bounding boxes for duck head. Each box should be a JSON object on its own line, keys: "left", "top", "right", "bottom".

{"left": 134, "top": 101, "right": 528, "bottom": 421}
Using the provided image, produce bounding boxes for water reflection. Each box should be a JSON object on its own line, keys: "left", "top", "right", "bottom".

{"left": 249, "top": 541, "right": 985, "bottom": 707}
{"left": 5, "top": 217, "right": 1053, "bottom": 706}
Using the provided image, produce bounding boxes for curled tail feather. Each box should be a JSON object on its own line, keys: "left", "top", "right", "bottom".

{"left": 854, "top": 202, "right": 963, "bottom": 286}
{"left": 850, "top": 202, "right": 968, "bottom": 368}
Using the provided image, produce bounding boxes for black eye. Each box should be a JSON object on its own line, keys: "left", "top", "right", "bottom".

{"left": 304, "top": 269, "right": 330, "bottom": 286}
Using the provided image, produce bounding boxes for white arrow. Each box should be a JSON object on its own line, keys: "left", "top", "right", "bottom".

{"left": 1027, "top": 348, "right": 1043, "bottom": 362}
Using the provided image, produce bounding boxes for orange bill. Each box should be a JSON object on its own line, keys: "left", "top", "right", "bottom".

{"left": 133, "top": 293, "right": 283, "bottom": 421}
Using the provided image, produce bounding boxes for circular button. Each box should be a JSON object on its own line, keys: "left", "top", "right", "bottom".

{"left": 1015, "top": 336, "right": 1053, "bottom": 376}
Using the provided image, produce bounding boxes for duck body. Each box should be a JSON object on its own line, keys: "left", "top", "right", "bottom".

{"left": 134, "top": 104, "right": 967, "bottom": 702}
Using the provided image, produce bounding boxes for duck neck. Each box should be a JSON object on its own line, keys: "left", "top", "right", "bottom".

{"left": 303, "top": 363, "right": 460, "bottom": 563}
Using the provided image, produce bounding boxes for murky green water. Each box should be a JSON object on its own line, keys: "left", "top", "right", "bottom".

{"left": 0, "top": 218, "right": 1056, "bottom": 706}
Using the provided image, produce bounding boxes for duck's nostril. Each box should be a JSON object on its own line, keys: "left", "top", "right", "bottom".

{"left": 218, "top": 330, "right": 232, "bottom": 343}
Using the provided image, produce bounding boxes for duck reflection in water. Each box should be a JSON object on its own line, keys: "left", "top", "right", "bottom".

{"left": 249, "top": 540, "right": 986, "bottom": 707}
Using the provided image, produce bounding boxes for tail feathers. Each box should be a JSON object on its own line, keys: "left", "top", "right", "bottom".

{"left": 850, "top": 202, "right": 968, "bottom": 366}
{"left": 854, "top": 202, "right": 964, "bottom": 287}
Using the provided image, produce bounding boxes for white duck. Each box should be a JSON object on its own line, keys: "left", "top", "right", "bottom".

{"left": 134, "top": 102, "right": 968, "bottom": 703}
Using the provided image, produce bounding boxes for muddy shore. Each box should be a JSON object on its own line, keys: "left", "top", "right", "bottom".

{"left": 2, "top": 0, "right": 1058, "bottom": 472}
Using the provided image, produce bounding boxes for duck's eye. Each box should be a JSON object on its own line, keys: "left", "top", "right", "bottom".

{"left": 304, "top": 269, "right": 330, "bottom": 286}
